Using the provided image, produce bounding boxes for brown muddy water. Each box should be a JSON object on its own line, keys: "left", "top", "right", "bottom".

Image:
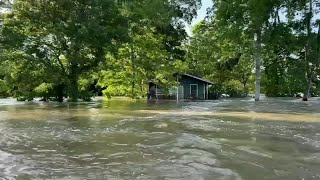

{"left": 0, "top": 98, "right": 320, "bottom": 180}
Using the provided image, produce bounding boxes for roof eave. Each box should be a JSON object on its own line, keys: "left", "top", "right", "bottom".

{"left": 183, "top": 74, "right": 214, "bottom": 84}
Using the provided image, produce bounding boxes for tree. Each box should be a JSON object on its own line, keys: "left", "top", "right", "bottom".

{"left": 1, "top": 0, "right": 201, "bottom": 101}
{"left": 2, "top": 0, "right": 128, "bottom": 101}
{"left": 280, "top": 0, "right": 320, "bottom": 100}
{"left": 186, "top": 19, "right": 255, "bottom": 97}
{"left": 212, "top": 0, "right": 281, "bottom": 100}
{"left": 262, "top": 21, "right": 307, "bottom": 97}
{"left": 232, "top": 55, "right": 254, "bottom": 96}
{"left": 97, "top": 0, "right": 200, "bottom": 99}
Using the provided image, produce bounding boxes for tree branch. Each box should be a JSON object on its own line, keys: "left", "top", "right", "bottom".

{"left": 80, "top": 47, "right": 105, "bottom": 72}
{"left": 55, "top": 50, "right": 67, "bottom": 76}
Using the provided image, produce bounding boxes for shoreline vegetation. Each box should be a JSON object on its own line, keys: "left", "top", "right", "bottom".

{"left": 1, "top": 1, "right": 320, "bottom": 102}
{"left": 1, "top": 95, "right": 318, "bottom": 103}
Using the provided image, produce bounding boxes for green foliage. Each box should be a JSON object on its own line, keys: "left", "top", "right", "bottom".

{"left": 99, "top": 27, "right": 186, "bottom": 99}
{"left": 225, "top": 81, "right": 245, "bottom": 98}
{"left": 0, "top": 0, "right": 201, "bottom": 101}
{"left": 186, "top": 19, "right": 254, "bottom": 97}
{"left": 33, "top": 83, "right": 54, "bottom": 100}
{"left": 78, "top": 75, "right": 96, "bottom": 101}
{"left": 2, "top": 0, "right": 128, "bottom": 101}
{"left": 0, "top": 80, "right": 10, "bottom": 97}
{"left": 193, "top": 0, "right": 320, "bottom": 99}
{"left": 97, "top": 0, "right": 199, "bottom": 99}
{"left": 6, "top": 0, "right": 320, "bottom": 101}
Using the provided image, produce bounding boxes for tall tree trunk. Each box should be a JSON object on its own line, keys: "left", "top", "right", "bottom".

{"left": 130, "top": 43, "right": 136, "bottom": 99}
{"left": 243, "top": 83, "right": 248, "bottom": 97}
{"left": 241, "top": 73, "right": 249, "bottom": 97}
{"left": 140, "top": 80, "right": 144, "bottom": 97}
{"left": 304, "top": 21, "right": 320, "bottom": 101}
{"left": 303, "top": 77, "right": 312, "bottom": 101}
{"left": 129, "top": 18, "right": 136, "bottom": 99}
{"left": 303, "top": 0, "right": 313, "bottom": 101}
{"left": 69, "top": 63, "right": 79, "bottom": 102}
{"left": 254, "top": 30, "right": 262, "bottom": 101}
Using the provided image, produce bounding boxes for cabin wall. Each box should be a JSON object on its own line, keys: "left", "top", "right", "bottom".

{"left": 148, "top": 75, "right": 211, "bottom": 100}
{"left": 180, "top": 76, "right": 207, "bottom": 100}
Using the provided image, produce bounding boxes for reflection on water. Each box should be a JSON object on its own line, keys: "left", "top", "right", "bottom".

{"left": 0, "top": 98, "right": 320, "bottom": 179}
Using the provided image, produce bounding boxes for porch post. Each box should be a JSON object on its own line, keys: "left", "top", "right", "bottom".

{"left": 156, "top": 84, "right": 158, "bottom": 99}
{"left": 176, "top": 76, "right": 179, "bottom": 102}
{"left": 206, "top": 83, "right": 209, "bottom": 99}
{"left": 176, "top": 87, "right": 179, "bottom": 101}
{"left": 203, "top": 83, "right": 206, "bottom": 100}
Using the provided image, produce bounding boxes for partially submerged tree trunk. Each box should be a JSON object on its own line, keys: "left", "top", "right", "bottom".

{"left": 304, "top": 21, "right": 320, "bottom": 101}
{"left": 243, "top": 83, "right": 248, "bottom": 97}
{"left": 240, "top": 72, "right": 250, "bottom": 97}
{"left": 303, "top": 0, "right": 313, "bottom": 101}
{"left": 129, "top": 18, "right": 136, "bottom": 99}
{"left": 303, "top": 76, "right": 312, "bottom": 101}
{"left": 254, "top": 30, "right": 262, "bottom": 101}
{"left": 130, "top": 43, "right": 136, "bottom": 99}
{"left": 56, "top": 83, "right": 65, "bottom": 102}
{"left": 69, "top": 63, "right": 79, "bottom": 102}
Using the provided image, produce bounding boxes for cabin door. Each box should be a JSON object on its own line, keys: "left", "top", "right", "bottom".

{"left": 190, "top": 84, "right": 198, "bottom": 98}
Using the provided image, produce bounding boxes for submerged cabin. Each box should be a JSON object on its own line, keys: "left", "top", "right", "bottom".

{"left": 148, "top": 74, "right": 213, "bottom": 100}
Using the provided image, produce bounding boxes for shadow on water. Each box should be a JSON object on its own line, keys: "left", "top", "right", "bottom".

{"left": 0, "top": 97, "right": 320, "bottom": 179}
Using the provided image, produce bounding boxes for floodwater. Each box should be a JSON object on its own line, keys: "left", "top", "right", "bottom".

{"left": 0, "top": 98, "right": 320, "bottom": 180}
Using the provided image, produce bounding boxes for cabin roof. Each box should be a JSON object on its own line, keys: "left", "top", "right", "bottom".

{"left": 182, "top": 74, "right": 213, "bottom": 84}
{"left": 147, "top": 74, "right": 213, "bottom": 85}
